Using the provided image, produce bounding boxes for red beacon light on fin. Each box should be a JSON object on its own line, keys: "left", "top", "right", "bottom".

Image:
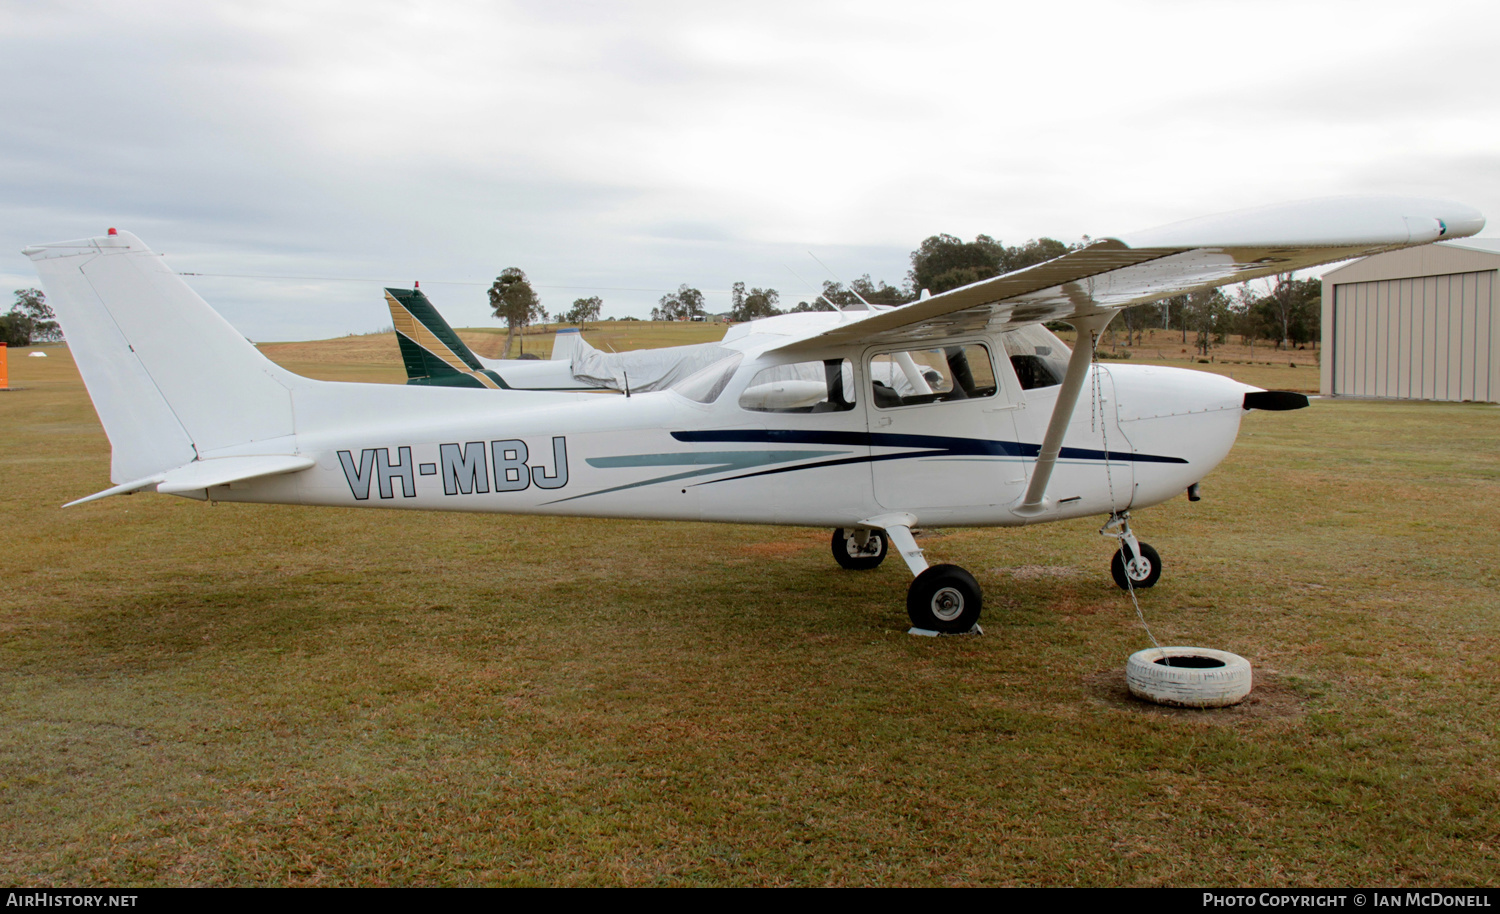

{"left": 414, "top": 280, "right": 420, "bottom": 289}
{"left": 107, "top": 227, "right": 117, "bottom": 236}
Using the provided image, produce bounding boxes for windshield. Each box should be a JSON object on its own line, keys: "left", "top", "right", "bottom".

{"left": 669, "top": 352, "right": 743, "bottom": 404}
{"left": 1001, "top": 325, "right": 1071, "bottom": 390}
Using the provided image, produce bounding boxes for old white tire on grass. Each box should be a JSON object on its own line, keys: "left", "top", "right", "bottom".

{"left": 1126, "top": 647, "right": 1252, "bottom": 708}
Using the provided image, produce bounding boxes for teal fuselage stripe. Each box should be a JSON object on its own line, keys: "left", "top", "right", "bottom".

{"left": 543, "top": 449, "right": 848, "bottom": 503}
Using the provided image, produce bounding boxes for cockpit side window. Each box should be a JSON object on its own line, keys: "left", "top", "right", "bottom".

{"left": 868, "top": 343, "right": 997, "bottom": 409}
{"left": 739, "top": 359, "right": 856, "bottom": 413}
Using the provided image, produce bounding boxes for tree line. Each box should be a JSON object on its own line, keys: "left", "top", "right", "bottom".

{"left": 484, "top": 233, "right": 1093, "bottom": 338}
{"left": 1113, "top": 277, "right": 1322, "bottom": 356}
{"left": 480, "top": 232, "right": 1323, "bottom": 355}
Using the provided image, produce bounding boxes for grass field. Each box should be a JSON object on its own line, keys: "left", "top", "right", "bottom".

{"left": 1, "top": 326, "right": 1496, "bottom": 886}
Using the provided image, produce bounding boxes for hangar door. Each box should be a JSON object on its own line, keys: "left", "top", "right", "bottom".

{"left": 1330, "top": 270, "right": 1498, "bottom": 402}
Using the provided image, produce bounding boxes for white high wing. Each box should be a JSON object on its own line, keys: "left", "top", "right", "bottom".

{"left": 25, "top": 197, "right": 1484, "bottom": 632}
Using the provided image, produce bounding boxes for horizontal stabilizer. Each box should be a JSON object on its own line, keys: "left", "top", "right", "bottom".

{"left": 64, "top": 455, "right": 315, "bottom": 506}
{"left": 155, "top": 454, "right": 316, "bottom": 493}
{"left": 63, "top": 475, "right": 167, "bottom": 507}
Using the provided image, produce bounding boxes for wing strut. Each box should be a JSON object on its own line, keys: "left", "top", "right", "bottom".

{"left": 1012, "top": 311, "right": 1115, "bottom": 518}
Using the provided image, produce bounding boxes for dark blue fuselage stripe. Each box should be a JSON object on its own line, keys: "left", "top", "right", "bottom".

{"left": 671, "top": 429, "right": 1188, "bottom": 465}
{"left": 688, "top": 450, "right": 940, "bottom": 488}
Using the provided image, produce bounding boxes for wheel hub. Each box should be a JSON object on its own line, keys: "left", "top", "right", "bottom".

{"left": 931, "top": 587, "right": 965, "bottom": 621}
{"left": 1128, "top": 557, "right": 1152, "bottom": 581}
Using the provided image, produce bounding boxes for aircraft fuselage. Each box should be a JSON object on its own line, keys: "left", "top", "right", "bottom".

{"left": 203, "top": 332, "right": 1252, "bottom": 531}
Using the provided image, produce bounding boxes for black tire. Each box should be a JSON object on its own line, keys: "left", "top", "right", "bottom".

{"left": 1111, "top": 542, "right": 1162, "bottom": 590}
{"left": 906, "top": 564, "right": 982, "bottom": 633}
{"left": 832, "top": 528, "right": 887, "bottom": 570}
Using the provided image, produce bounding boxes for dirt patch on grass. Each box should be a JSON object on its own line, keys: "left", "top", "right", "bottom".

{"left": 995, "top": 564, "right": 1088, "bottom": 581}
{"left": 1083, "top": 668, "right": 1307, "bottom": 722}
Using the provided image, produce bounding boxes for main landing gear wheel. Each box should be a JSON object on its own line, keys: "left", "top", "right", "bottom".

{"left": 1111, "top": 542, "right": 1162, "bottom": 590}
{"left": 906, "top": 564, "right": 982, "bottom": 633}
{"left": 832, "top": 528, "right": 888, "bottom": 570}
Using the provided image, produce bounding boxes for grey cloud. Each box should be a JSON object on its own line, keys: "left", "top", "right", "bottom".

{"left": 8, "top": 1, "right": 1500, "bottom": 341}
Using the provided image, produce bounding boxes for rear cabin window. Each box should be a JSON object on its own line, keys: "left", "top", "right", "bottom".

{"left": 869, "top": 344, "right": 997, "bottom": 409}
{"left": 739, "top": 359, "right": 856, "bottom": 413}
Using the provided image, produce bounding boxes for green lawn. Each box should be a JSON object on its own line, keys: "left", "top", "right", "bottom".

{"left": 0, "top": 332, "right": 1496, "bottom": 886}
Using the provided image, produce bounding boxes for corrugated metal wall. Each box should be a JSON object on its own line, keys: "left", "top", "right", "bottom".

{"left": 1330, "top": 270, "right": 1498, "bottom": 402}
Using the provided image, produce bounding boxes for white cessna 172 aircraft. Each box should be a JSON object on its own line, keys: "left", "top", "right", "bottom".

{"left": 24, "top": 196, "right": 1483, "bottom": 633}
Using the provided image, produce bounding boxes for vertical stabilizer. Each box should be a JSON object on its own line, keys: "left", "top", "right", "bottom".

{"left": 24, "top": 231, "right": 299, "bottom": 483}
{"left": 384, "top": 287, "right": 505, "bottom": 389}
{"left": 550, "top": 327, "right": 584, "bottom": 362}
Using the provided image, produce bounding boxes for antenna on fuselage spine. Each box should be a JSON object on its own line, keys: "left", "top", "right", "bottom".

{"left": 807, "top": 251, "right": 873, "bottom": 311}
{"left": 783, "top": 263, "right": 843, "bottom": 313}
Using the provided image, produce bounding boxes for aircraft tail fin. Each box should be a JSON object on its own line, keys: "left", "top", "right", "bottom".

{"left": 383, "top": 287, "right": 508, "bottom": 389}
{"left": 550, "top": 327, "right": 585, "bottom": 362}
{"left": 24, "top": 230, "right": 301, "bottom": 483}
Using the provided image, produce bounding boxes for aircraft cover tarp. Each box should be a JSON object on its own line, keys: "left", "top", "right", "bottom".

{"left": 570, "top": 334, "right": 735, "bottom": 393}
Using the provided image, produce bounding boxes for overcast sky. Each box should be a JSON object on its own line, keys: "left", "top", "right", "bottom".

{"left": 5, "top": 0, "right": 1499, "bottom": 340}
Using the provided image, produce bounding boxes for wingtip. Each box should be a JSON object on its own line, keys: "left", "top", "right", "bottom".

{"left": 1117, "top": 196, "right": 1486, "bottom": 250}
{"left": 1438, "top": 205, "right": 1486, "bottom": 240}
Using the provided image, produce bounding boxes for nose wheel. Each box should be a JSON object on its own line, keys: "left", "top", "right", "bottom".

{"left": 1111, "top": 541, "right": 1161, "bottom": 589}
{"left": 1101, "top": 512, "right": 1162, "bottom": 590}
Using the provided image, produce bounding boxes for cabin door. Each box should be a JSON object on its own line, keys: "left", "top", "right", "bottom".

{"left": 864, "top": 341, "right": 1026, "bottom": 511}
